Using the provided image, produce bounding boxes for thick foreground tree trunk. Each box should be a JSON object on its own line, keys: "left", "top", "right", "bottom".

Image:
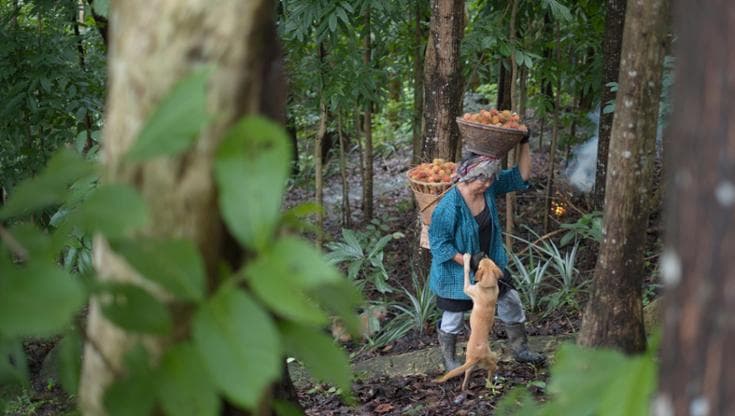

{"left": 593, "top": 0, "right": 626, "bottom": 211}
{"left": 421, "top": 0, "right": 464, "bottom": 162}
{"left": 79, "top": 1, "right": 286, "bottom": 414}
{"left": 656, "top": 1, "right": 735, "bottom": 414}
{"left": 578, "top": 0, "right": 669, "bottom": 353}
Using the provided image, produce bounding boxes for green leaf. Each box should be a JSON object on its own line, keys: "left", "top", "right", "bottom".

{"left": 328, "top": 13, "right": 337, "bottom": 32}
{"left": 308, "top": 279, "right": 362, "bottom": 337}
{"left": 0, "top": 260, "right": 85, "bottom": 337}
{"left": 244, "top": 237, "right": 340, "bottom": 325}
{"left": 193, "top": 283, "right": 281, "bottom": 409}
{"left": 0, "top": 339, "right": 28, "bottom": 386}
{"left": 92, "top": 0, "right": 109, "bottom": 18}
{"left": 99, "top": 283, "right": 172, "bottom": 335}
{"left": 214, "top": 116, "right": 291, "bottom": 251}
{"left": 67, "top": 184, "right": 148, "bottom": 239}
{"left": 273, "top": 400, "right": 304, "bottom": 416}
{"left": 126, "top": 68, "right": 210, "bottom": 161}
{"left": 280, "top": 321, "right": 351, "bottom": 393}
{"left": 158, "top": 343, "right": 220, "bottom": 416}
{"left": 0, "top": 149, "right": 96, "bottom": 220}
{"left": 543, "top": 343, "right": 657, "bottom": 416}
{"left": 58, "top": 332, "right": 82, "bottom": 394}
{"left": 112, "top": 238, "right": 205, "bottom": 302}
{"left": 104, "top": 346, "right": 158, "bottom": 416}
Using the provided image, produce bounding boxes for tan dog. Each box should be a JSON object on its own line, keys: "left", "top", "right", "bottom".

{"left": 434, "top": 253, "right": 501, "bottom": 390}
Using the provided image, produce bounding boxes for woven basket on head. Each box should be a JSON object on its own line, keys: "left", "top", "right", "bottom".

{"left": 456, "top": 117, "right": 525, "bottom": 158}
{"left": 407, "top": 167, "right": 453, "bottom": 226}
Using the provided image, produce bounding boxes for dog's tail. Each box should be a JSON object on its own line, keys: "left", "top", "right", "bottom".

{"left": 433, "top": 360, "right": 476, "bottom": 384}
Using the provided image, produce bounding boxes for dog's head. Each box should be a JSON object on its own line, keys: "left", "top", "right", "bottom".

{"left": 475, "top": 258, "right": 503, "bottom": 289}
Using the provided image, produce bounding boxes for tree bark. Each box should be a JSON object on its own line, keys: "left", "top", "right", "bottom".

{"left": 593, "top": 0, "right": 626, "bottom": 211}
{"left": 421, "top": 0, "right": 464, "bottom": 163}
{"left": 78, "top": 0, "right": 291, "bottom": 414}
{"left": 543, "top": 22, "right": 562, "bottom": 234}
{"left": 412, "top": 0, "right": 429, "bottom": 165}
{"left": 362, "top": 7, "right": 374, "bottom": 221}
{"left": 337, "top": 113, "right": 351, "bottom": 228}
{"left": 656, "top": 1, "right": 735, "bottom": 414}
{"left": 578, "top": 0, "right": 669, "bottom": 353}
{"left": 505, "top": 0, "right": 520, "bottom": 251}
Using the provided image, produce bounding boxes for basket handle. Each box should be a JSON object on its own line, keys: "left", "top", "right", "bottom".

{"left": 419, "top": 183, "right": 457, "bottom": 213}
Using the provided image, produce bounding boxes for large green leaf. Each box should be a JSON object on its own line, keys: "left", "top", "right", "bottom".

{"left": 0, "top": 260, "right": 85, "bottom": 337}
{"left": 279, "top": 321, "right": 351, "bottom": 393}
{"left": 193, "top": 283, "right": 281, "bottom": 409}
{"left": 308, "top": 279, "right": 362, "bottom": 337}
{"left": 541, "top": 343, "right": 657, "bottom": 416}
{"left": 67, "top": 184, "right": 148, "bottom": 239}
{"left": 58, "top": 331, "right": 82, "bottom": 394}
{"left": 158, "top": 343, "right": 220, "bottom": 416}
{"left": 126, "top": 69, "right": 210, "bottom": 161}
{"left": 112, "top": 238, "right": 205, "bottom": 302}
{"left": 0, "top": 149, "right": 96, "bottom": 220}
{"left": 214, "top": 116, "right": 291, "bottom": 251}
{"left": 244, "top": 237, "right": 340, "bottom": 325}
{"left": 0, "top": 339, "right": 28, "bottom": 386}
{"left": 99, "top": 283, "right": 172, "bottom": 335}
{"left": 104, "top": 346, "right": 158, "bottom": 416}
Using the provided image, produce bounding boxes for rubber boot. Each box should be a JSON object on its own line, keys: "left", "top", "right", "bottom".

{"left": 437, "top": 327, "right": 460, "bottom": 371}
{"left": 505, "top": 322, "right": 546, "bottom": 365}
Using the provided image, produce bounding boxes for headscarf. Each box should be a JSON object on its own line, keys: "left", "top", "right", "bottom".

{"left": 452, "top": 154, "right": 502, "bottom": 183}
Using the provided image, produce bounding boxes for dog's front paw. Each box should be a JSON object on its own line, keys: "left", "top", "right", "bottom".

{"left": 463, "top": 253, "right": 471, "bottom": 267}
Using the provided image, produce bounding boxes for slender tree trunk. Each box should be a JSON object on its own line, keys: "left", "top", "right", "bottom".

{"left": 72, "top": 4, "right": 95, "bottom": 154}
{"left": 593, "top": 0, "right": 627, "bottom": 211}
{"left": 337, "top": 113, "right": 351, "bottom": 228}
{"left": 78, "top": 1, "right": 297, "bottom": 414}
{"left": 578, "top": 0, "right": 669, "bottom": 353}
{"left": 421, "top": 0, "right": 464, "bottom": 162}
{"left": 543, "top": 22, "right": 562, "bottom": 234}
{"left": 657, "top": 1, "right": 735, "bottom": 413}
{"left": 362, "top": 8, "right": 374, "bottom": 221}
{"left": 412, "top": 0, "right": 428, "bottom": 165}
{"left": 315, "top": 44, "right": 327, "bottom": 247}
{"left": 505, "top": 0, "right": 520, "bottom": 250}
{"left": 496, "top": 60, "right": 512, "bottom": 111}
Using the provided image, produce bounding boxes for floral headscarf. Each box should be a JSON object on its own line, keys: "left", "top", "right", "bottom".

{"left": 452, "top": 155, "right": 502, "bottom": 183}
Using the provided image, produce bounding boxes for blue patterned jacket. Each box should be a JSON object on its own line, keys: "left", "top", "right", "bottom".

{"left": 428, "top": 166, "right": 529, "bottom": 300}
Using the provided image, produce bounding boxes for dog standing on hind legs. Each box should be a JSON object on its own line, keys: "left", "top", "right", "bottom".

{"left": 434, "top": 253, "right": 501, "bottom": 390}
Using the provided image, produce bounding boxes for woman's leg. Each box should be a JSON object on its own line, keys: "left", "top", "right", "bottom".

{"left": 437, "top": 310, "right": 464, "bottom": 371}
{"left": 496, "top": 289, "right": 545, "bottom": 364}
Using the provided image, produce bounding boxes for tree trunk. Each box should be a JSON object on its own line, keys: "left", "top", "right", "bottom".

{"left": 78, "top": 1, "right": 294, "bottom": 414}
{"left": 543, "top": 23, "right": 562, "bottom": 234}
{"left": 412, "top": 0, "right": 429, "bottom": 165}
{"left": 421, "top": 0, "right": 464, "bottom": 163}
{"left": 656, "top": 1, "right": 735, "bottom": 413}
{"left": 337, "top": 113, "right": 351, "bottom": 228}
{"left": 505, "top": 0, "right": 520, "bottom": 251}
{"left": 315, "top": 92, "right": 327, "bottom": 247}
{"left": 362, "top": 8, "right": 374, "bottom": 221}
{"left": 496, "top": 60, "right": 512, "bottom": 111}
{"left": 593, "top": 0, "right": 626, "bottom": 211}
{"left": 578, "top": 0, "right": 669, "bottom": 353}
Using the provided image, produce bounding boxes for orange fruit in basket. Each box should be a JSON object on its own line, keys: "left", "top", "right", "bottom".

{"left": 462, "top": 108, "right": 527, "bottom": 131}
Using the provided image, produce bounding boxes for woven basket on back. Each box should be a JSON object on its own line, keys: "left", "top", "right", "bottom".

{"left": 456, "top": 117, "right": 524, "bottom": 158}
{"left": 407, "top": 167, "right": 453, "bottom": 226}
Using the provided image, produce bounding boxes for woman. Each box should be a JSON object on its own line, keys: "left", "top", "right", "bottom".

{"left": 428, "top": 132, "right": 545, "bottom": 370}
